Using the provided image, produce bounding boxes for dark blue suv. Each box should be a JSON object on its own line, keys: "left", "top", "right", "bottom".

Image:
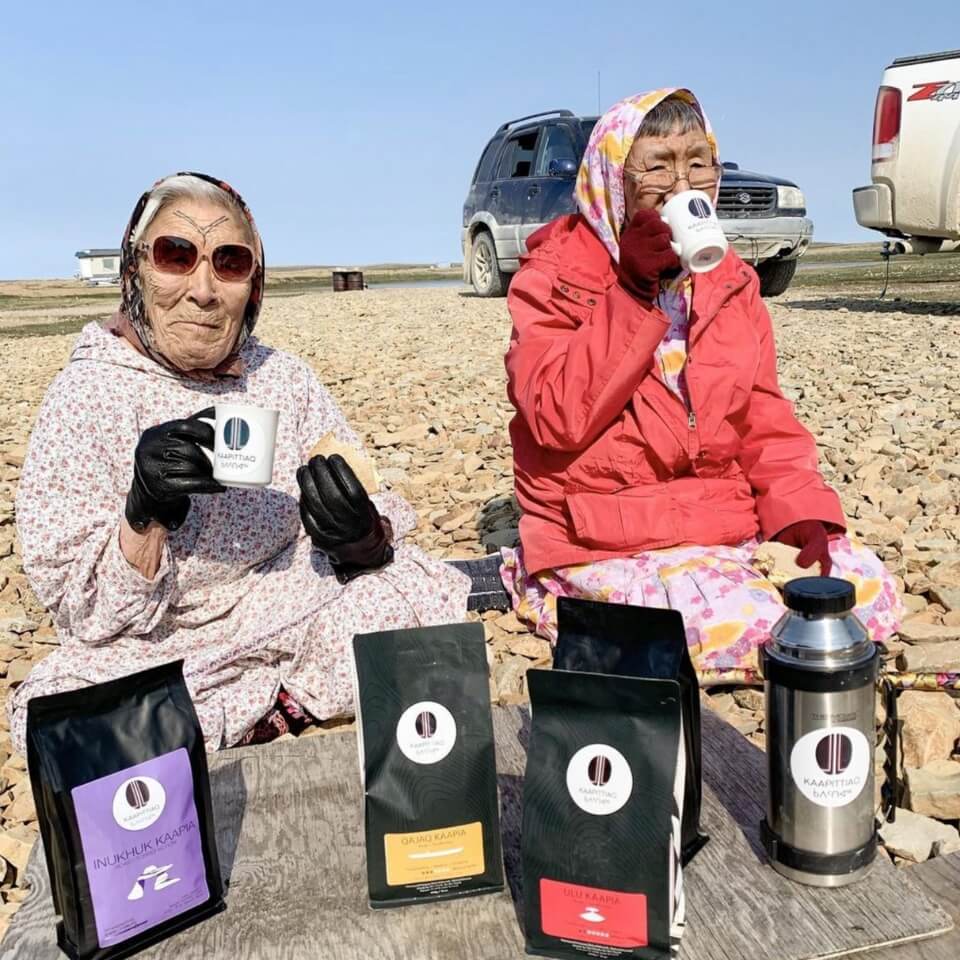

{"left": 462, "top": 109, "right": 812, "bottom": 298}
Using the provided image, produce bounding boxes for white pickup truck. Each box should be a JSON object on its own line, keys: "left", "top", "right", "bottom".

{"left": 853, "top": 49, "right": 960, "bottom": 253}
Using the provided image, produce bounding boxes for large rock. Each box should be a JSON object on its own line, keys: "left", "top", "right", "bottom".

{"left": 5, "top": 657, "right": 32, "bottom": 684}
{"left": 905, "top": 760, "right": 960, "bottom": 820}
{"left": 898, "top": 691, "right": 960, "bottom": 767}
{"left": 880, "top": 807, "right": 960, "bottom": 862}
{"left": 507, "top": 635, "right": 552, "bottom": 661}
{"left": 897, "top": 622, "right": 960, "bottom": 644}
{"left": 733, "top": 688, "right": 765, "bottom": 713}
{"left": 927, "top": 584, "right": 960, "bottom": 613}
{"left": 896, "top": 641, "right": 960, "bottom": 672}
{"left": 0, "top": 825, "right": 35, "bottom": 873}
{"left": 929, "top": 558, "right": 960, "bottom": 588}
{"left": 493, "top": 610, "right": 528, "bottom": 635}
{"left": 492, "top": 655, "right": 530, "bottom": 699}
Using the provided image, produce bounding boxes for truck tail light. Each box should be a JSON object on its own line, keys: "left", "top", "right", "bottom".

{"left": 872, "top": 86, "right": 901, "bottom": 162}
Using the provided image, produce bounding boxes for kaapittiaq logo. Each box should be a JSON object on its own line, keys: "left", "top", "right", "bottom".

{"left": 397, "top": 701, "right": 457, "bottom": 764}
{"left": 790, "top": 726, "right": 870, "bottom": 808}
{"left": 223, "top": 417, "right": 251, "bottom": 451}
{"left": 688, "top": 197, "right": 712, "bottom": 219}
{"left": 816, "top": 732, "right": 853, "bottom": 775}
{"left": 125, "top": 779, "right": 151, "bottom": 809}
{"left": 566, "top": 744, "right": 633, "bottom": 815}
{"left": 415, "top": 710, "right": 438, "bottom": 739}
{"left": 588, "top": 755, "right": 612, "bottom": 787}
{"left": 113, "top": 776, "right": 166, "bottom": 831}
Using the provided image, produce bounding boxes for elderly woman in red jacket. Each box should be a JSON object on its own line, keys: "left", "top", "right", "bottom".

{"left": 501, "top": 88, "right": 902, "bottom": 684}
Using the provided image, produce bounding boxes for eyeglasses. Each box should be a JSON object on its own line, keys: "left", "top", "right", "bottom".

{"left": 137, "top": 236, "right": 257, "bottom": 283}
{"left": 625, "top": 162, "right": 722, "bottom": 197}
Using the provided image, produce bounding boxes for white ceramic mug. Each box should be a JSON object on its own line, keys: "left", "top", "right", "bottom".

{"left": 660, "top": 189, "right": 728, "bottom": 273}
{"left": 200, "top": 403, "right": 279, "bottom": 488}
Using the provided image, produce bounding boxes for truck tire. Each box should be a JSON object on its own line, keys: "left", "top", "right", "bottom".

{"left": 471, "top": 230, "right": 509, "bottom": 298}
{"left": 756, "top": 259, "right": 797, "bottom": 298}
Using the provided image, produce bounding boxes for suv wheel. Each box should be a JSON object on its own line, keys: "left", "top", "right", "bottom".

{"left": 756, "top": 259, "right": 797, "bottom": 298}
{"left": 471, "top": 231, "right": 509, "bottom": 297}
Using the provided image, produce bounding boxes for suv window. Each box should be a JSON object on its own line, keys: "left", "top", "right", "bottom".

{"left": 496, "top": 129, "right": 539, "bottom": 179}
{"left": 473, "top": 137, "right": 502, "bottom": 184}
{"left": 535, "top": 124, "right": 577, "bottom": 176}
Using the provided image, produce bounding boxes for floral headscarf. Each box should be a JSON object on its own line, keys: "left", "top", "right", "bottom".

{"left": 575, "top": 89, "right": 718, "bottom": 262}
{"left": 111, "top": 172, "right": 265, "bottom": 379}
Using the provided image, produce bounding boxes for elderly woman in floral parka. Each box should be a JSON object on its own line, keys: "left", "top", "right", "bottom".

{"left": 10, "top": 172, "right": 468, "bottom": 750}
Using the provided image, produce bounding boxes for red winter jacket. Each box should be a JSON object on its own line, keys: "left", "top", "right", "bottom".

{"left": 505, "top": 215, "right": 845, "bottom": 575}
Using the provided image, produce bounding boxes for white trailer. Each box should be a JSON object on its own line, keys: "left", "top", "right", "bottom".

{"left": 75, "top": 249, "right": 121, "bottom": 284}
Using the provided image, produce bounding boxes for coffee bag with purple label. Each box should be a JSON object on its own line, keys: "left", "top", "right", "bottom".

{"left": 26, "top": 661, "right": 223, "bottom": 960}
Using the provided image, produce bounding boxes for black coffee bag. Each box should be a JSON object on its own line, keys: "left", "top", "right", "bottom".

{"left": 554, "top": 597, "right": 709, "bottom": 863}
{"left": 26, "top": 661, "right": 224, "bottom": 960}
{"left": 523, "top": 668, "right": 685, "bottom": 960}
{"left": 353, "top": 622, "right": 504, "bottom": 908}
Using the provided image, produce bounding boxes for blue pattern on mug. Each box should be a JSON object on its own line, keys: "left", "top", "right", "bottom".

{"left": 224, "top": 417, "right": 251, "bottom": 451}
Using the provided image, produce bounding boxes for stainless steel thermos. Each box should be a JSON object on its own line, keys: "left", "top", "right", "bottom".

{"left": 761, "top": 577, "right": 892, "bottom": 887}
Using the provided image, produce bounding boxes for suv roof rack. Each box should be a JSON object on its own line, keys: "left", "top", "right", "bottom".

{"left": 496, "top": 110, "right": 575, "bottom": 134}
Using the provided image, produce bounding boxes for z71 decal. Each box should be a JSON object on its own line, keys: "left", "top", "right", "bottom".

{"left": 909, "top": 81, "right": 960, "bottom": 102}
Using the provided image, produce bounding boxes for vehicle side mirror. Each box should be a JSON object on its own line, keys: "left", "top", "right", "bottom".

{"left": 548, "top": 158, "right": 578, "bottom": 178}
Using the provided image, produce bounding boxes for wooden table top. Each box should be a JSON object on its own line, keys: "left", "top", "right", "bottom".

{"left": 2, "top": 706, "right": 954, "bottom": 960}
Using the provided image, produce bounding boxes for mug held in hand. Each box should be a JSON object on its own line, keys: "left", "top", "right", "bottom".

{"left": 660, "top": 189, "right": 728, "bottom": 273}
{"left": 198, "top": 403, "right": 279, "bottom": 488}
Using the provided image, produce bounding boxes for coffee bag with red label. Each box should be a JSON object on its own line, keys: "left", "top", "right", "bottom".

{"left": 26, "top": 661, "right": 223, "bottom": 960}
{"left": 522, "top": 668, "right": 685, "bottom": 959}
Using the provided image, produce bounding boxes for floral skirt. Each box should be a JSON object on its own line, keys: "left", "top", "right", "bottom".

{"left": 500, "top": 537, "right": 904, "bottom": 686}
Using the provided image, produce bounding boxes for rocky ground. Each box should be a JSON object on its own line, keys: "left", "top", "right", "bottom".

{"left": 1, "top": 280, "right": 960, "bottom": 933}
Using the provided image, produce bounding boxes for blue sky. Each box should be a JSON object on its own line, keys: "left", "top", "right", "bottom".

{"left": 2, "top": 0, "right": 956, "bottom": 278}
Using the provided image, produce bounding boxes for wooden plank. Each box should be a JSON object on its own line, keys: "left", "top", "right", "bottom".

{"left": 689, "top": 709, "right": 954, "bottom": 960}
{"left": 858, "top": 853, "right": 960, "bottom": 960}
{"left": 1, "top": 708, "right": 953, "bottom": 960}
{"left": 1, "top": 731, "right": 526, "bottom": 960}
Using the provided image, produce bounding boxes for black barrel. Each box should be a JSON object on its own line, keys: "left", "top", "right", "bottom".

{"left": 332, "top": 269, "right": 364, "bottom": 292}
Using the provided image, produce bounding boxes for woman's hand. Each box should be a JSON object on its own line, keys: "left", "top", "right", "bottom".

{"left": 617, "top": 209, "right": 682, "bottom": 306}
{"left": 772, "top": 520, "right": 833, "bottom": 576}
{"left": 297, "top": 454, "right": 394, "bottom": 583}
{"left": 125, "top": 407, "right": 225, "bottom": 532}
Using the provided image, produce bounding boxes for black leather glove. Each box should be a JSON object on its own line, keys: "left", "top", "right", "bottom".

{"left": 125, "top": 407, "right": 225, "bottom": 532}
{"left": 297, "top": 454, "right": 394, "bottom": 583}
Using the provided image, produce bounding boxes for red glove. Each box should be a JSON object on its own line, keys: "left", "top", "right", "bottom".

{"left": 617, "top": 210, "right": 682, "bottom": 306}
{"left": 772, "top": 520, "right": 833, "bottom": 577}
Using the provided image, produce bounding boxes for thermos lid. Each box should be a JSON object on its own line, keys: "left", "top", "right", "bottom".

{"left": 783, "top": 577, "right": 855, "bottom": 616}
{"left": 768, "top": 576, "right": 873, "bottom": 668}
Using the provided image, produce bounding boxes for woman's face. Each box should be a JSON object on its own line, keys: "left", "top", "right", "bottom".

{"left": 622, "top": 126, "right": 714, "bottom": 224}
{"left": 139, "top": 198, "right": 255, "bottom": 370}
